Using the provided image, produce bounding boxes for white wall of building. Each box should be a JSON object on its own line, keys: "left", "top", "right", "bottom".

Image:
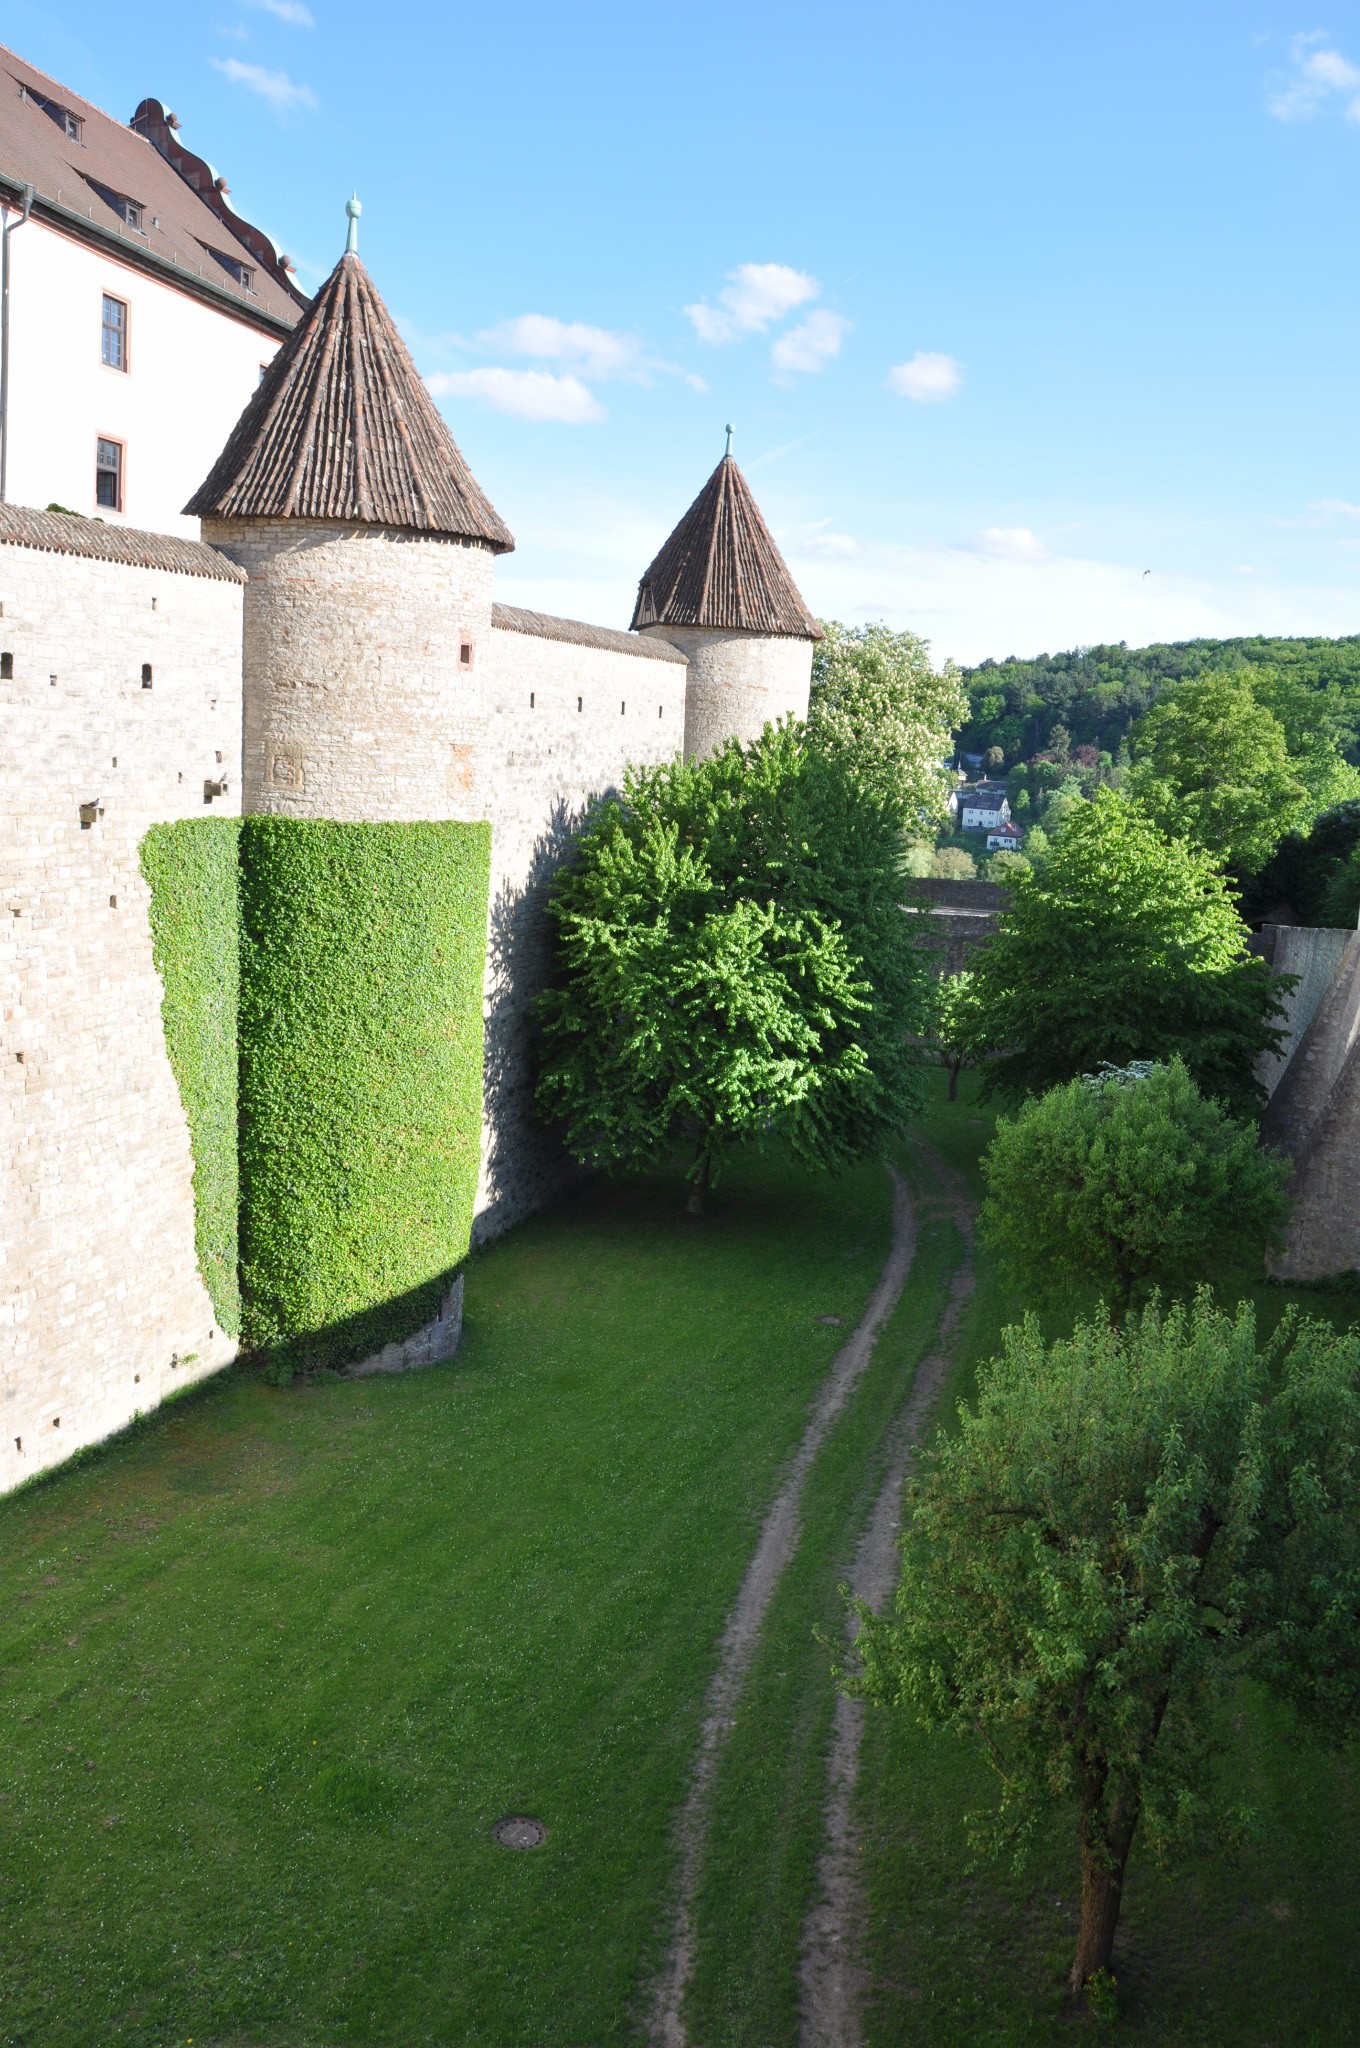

{"left": 4, "top": 219, "right": 284, "bottom": 538}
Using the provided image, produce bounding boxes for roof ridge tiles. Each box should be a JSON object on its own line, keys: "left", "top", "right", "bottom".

{"left": 631, "top": 452, "right": 820, "bottom": 640}
{"left": 185, "top": 250, "right": 513, "bottom": 550}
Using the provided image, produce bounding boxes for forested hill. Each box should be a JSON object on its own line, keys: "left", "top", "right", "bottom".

{"left": 959, "top": 636, "right": 1360, "bottom": 765}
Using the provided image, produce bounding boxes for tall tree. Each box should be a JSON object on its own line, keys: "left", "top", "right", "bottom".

{"left": 807, "top": 620, "right": 968, "bottom": 821}
{"left": 1127, "top": 670, "right": 1307, "bottom": 872}
{"left": 970, "top": 788, "right": 1285, "bottom": 1114}
{"left": 857, "top": 1296, "right": 1360, "bottom": 2002}
{"left": 536, "top": 726, "right": 930, "bottom": 1211}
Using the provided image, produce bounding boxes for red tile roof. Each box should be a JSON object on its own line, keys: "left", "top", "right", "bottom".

{"left": 186, "top": 252, "right": 514, "bottom": 549}
{"left": 492, "top": 602, "right": 687, "bottom": 662}
{"left": 631, "top": 453, "right": 820, "bottom": 639}
{"left": 0, "top": 47, "right": 304, "bottom": 335}
{"left": 0, "top": 500, "right": 244, "bottom": 581}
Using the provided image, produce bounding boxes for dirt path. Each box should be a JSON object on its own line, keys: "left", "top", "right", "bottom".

{"left": 648, "top": 1165, "right": 918, "bottom": 2048}
{"left": 797, "top": 1145, "right": 976, "bottom": 2048}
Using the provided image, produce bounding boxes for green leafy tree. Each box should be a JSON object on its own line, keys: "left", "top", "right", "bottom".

{"left": 1128, "top": 671, "right": 1307, "bottom": 872}
{"left": 981, "top": 1060, "right": 1289, "bottom": 1315}
{"left": 931, "top": 846, "right": 976, "bottom": 880}
{"left": 930, "top": 970, "right": 986, "bottom": 1101}
{"left": 808, "top": 620, "right": 968, "bottom": 820}
{"left": 857, "top": 1295, "right": 1360, "bottom": 2001}
{"left": 536, "top": 726, "right": 930, "bottom": 1212}
{"left": 971, "top": 789, "right": 1285, "bottom": 1113}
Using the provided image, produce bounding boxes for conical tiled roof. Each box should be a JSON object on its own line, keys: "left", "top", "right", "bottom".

{"left": 631, "top": 453, "right": 820, "bottom": 639}
{"left": 186, "top": 252, "right": 513, "bottom": 550}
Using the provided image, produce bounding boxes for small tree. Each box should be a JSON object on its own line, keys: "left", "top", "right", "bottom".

{"left": 1128, "top": 670, "right": 1307, "bottom": 873}
{"left": 981, "top": 1060, "right": 1290, "bottom": 1314}
{"left": 536, "top": 725, "right": 930, "bottom": 1211}
{"left": 931, "top": 970, "right": 985, "bottom": 1101}
{"left": 970, "top": 788, "right": 1286, "bottom": 1115}
{"left": 931, "top": 846, "right": 976, "bottom": 880}
{"left": 857, "top": 1296, "right": 1360, "bottom": 2002}
{"left": 808, "top": 620, "right": 968, "bottom": 821}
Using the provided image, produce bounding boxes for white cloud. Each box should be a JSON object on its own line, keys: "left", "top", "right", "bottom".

{"left": 1268, "top": 33, "right": 1360, "bottom": 120}
{"left": 796, "top": 530, "right": 859, "bottom": 557}
{"left": 969, "top": 526, "right": 1050, "bottom": 563}
{"left": 686, "top": 262, "right": 820, "bottom": 343}
{"left": 479, "top": 314, "right": 646, "bottom": 381}
{"left": 425, "top": 367, "right": 604, "bottom": 424}
{"left": 211, "top": 59, "right": 317, "bottom": 112}
{"left": 771, "top": 309, "right": 850, "bottom": 376}
{"left": 245, "top": 0, "right": 315, "bottom": 24}
{"left": 888, "top": 351, "right": 963, "bottom": 403}
{"left": 1311, "top": 497, "right": 1360, "bottom": 519}
{"left": 685, "top": 372, "right": 710, "bottom": 393}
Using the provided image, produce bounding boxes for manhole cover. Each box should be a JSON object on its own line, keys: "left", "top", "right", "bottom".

{"left": 817, "top": 1315, "right": 845, "bottom": 1326}
{"left": 493, "top": 1815, "right": 548, "bottom": 1850}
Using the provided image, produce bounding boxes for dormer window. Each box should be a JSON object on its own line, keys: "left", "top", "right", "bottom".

{"left": 201, "top": 244, "right": 255, "bottom": 292}
{"left": 19, "top": 81, "right": 83, "bottom": 142}
{"left": 87, "top": 180, "right": 145, "bottom": 231}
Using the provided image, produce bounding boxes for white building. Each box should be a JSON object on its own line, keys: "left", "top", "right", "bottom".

{"left": 953, "top": 782, "right": 1011, "bottom": 831}
{"left": 0, "top": 49, "right": 304, "bottom": 537}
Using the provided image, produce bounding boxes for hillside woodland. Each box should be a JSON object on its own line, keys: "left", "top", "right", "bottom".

{"left": 945, "top": 635, "right": 1360, "bottom": 913}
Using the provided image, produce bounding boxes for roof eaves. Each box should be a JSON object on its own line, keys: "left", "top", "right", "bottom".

{"left": 0, "top": 167, "right": 298, "bottom": 341}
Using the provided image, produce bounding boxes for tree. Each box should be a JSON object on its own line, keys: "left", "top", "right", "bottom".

{"left": 1128, "top": 670, "right": 1307, "bottom": 872}
{"left": 930, "top": 970, "right": 985, "bottom": 1100}
{"left": 856, "top": 1295, "right": 1360, "bottom": 2002}
{"left": 808, "top": 620, "right": 968, "bottom": 821}
{"left": 981, "top": 1059, "right": 1290, "bottom": 1314}
{"left": 536, "top": 725, "right": 930, "bottom": 1211}
{"left": 970, "top": 789, "right": 1286, "bottom": 1114}
{"left": 931, "top": 846, "right": 976, "bottom": 880}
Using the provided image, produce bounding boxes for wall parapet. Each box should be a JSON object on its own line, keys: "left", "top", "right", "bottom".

{"left": 0, "top": 503, "right": 245, "bottom": 582}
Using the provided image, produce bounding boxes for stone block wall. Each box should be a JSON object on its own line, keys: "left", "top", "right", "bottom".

{"left": 638, "top": 625, "right": 811, "bottom": 761}
{"left": 0, "top": 515, "right": 245, "bottom": 1493}
{"left": 1257, "top": 925, "right": 1360, "bottom": 1280}
{"left": 201, "top": 518, "right": 496, "bottom": 823}
{"left": 474, "top": 606, "right": 687, "bottom": 1238}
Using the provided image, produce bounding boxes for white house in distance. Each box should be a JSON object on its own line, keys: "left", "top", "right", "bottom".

{"left": 0, "top": 48, "right": 305, "bottom": 537}
{"left": 949, "top": 780, "right": 1011, "bottom": 832}
{"left": 985, "top": 815, "right": 1024, "bottom": 853}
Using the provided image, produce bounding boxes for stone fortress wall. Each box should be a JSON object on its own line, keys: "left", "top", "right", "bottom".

{"left": 639, "top": 624, "right": 812, "bottom": 761}
{"left": 0, "top": 512, "right": 700, "bottom": 1489}
{"left": 1257, "top": 922, "right": 1360, "bottom": 1279}
{"left": 0, "top": 510, "right": 245, "bottom": 1493}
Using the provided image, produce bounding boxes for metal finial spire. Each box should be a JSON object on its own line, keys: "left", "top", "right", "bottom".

{"left": 345, "top": 193, "right": 362, "bottom": 255}
{"left": 724, "top": 423, "right": 735, "bottom": 458}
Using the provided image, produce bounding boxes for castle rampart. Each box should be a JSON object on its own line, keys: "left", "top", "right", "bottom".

{"left": 0, "top": 508, "right": 244, "bottom": 1491}
{"left": 640, "top": 624, "right": 812, "bottom": 760}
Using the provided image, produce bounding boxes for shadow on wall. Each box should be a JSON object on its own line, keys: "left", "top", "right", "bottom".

{"left": 475, "top": 793, "right": 608, "bottom": 1244}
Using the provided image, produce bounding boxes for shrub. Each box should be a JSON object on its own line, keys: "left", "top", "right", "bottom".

{"left": 980, "top": 1058, "right": 1290, "bottom": 1314}
{"left": 238, "top": 818, "right": 489, "bottom": 1373}
{"left": 140, "top": 818, "right": 242, "bottom": 1335}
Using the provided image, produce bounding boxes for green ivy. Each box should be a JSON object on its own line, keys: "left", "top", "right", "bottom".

{"left": 139, "top": 818, "right": 243, "bottom": 1336}
{"left": 238, "top": 818, "right": 490, "bottom": 1375}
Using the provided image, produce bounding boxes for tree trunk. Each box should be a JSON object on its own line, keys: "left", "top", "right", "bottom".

{"left": 1068, "top": 1798, "right": 1138, "bottom": 1998}
{"left": 947, "top": 1054, "right": 962, "bottom": 1102}
{"left": 686, "top": 1150, "right": 712, "bottom": 1217}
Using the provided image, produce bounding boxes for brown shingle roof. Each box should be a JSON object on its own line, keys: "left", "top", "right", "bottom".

{"left": 0, "top": 501, "right": 244, "bottom": 581}
{"left": 0, "top": 47, "right": 303, "bottom": 335}
{"left": 186, "top": 252, "right": 514, "bottom": 550}
{"left": 631, "top": 453, "right": 820, "bottom": 640}
{"left": 492, "top": 601, "right": 687, "bottom": 662}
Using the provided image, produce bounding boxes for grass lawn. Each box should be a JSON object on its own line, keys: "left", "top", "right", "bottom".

{"left": 857, "top": 1074, "right": 1360, "bottom": 2047}
{"left": 0, "top": 1149, "right": 898, "bottom": 2048}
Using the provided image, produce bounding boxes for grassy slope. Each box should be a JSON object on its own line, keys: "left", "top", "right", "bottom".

{"left": 0, "top": 1151, "right": 892, "bottom": 2048}
{"left": 859, "top": 1075, "right": 1360, "bottom": 2047}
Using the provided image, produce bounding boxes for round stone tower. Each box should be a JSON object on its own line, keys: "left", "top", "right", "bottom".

{"left": 631, "top": 435, "right": 821, "bottom": 760}
{"left": 185, "top": 205, "right": 513, "bottom": 822}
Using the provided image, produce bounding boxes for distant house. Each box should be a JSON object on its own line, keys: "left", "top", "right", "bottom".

{"left": 950, "top": 781, "right": 1011, "bottom": 832}
{"left": 986, "top": 816, "right": 1024, "bottom": 852}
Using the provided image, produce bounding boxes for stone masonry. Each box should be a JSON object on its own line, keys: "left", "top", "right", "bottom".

{"left": 0, "top": 517, "right": 244, "bottom": 1492}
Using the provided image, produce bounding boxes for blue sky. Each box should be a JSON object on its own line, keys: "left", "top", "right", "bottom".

{"left": 13, "top": 2, "right": 1360, "bottom": 664}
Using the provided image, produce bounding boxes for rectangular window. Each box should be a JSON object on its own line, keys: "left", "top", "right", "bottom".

{"left": 101, "top": 294, "right": 127, "bottom": 370}
{"left": 95, "top": 437, "right": 122, "bottom": 510}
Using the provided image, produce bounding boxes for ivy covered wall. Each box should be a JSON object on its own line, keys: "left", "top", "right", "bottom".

{"left": 140, "top": 818, "right": 243, "bottom": 1337}
{"left": 238, "top": 818, "right": 491, "bottom": 1374}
